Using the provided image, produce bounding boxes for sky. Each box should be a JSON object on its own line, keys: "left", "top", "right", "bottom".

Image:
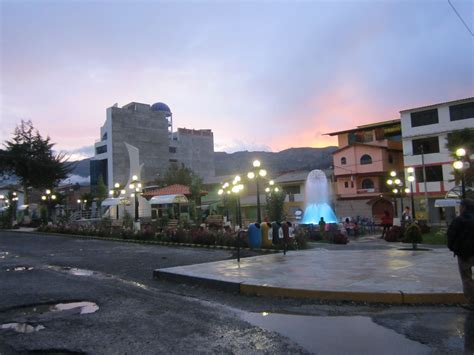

{"left": 1, "top": 0, "right": 473, "bottom": 160}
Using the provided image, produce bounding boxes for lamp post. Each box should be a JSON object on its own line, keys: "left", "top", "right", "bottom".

{"left": 231, "top": 176, "right": 244, "bottom": 229}
{"left": 42, "top": 189, "right": 57, "bottom": 222}
{"left": 453, "top": 148, "right": 469, "bottom": 199}
{"left": 218, "top": 182, "right": 231, "bottom": 223}
{"left": 129, "top": 175, "right": 142, "bottom": 229}
{"left": 109, "top": 182, "right": 125, "bottom": 219}
{"left": 407, "top": 167, "right": 416, "bottom": 220}
{"left": 247, "top": 160, "right": 267, "bottom": 224}
{"left": 387, "top": 171, "right": 405, "bottom": 218}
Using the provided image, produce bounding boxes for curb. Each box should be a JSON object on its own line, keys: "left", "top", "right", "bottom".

{"left": 0, "top": 230, "right": 281, "bottom": 254}
{"left": 153, "top": 269, "right": 468, "bottom": 305}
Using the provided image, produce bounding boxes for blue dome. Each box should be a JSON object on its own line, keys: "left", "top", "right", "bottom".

{"left": 151, "top": 102, "right": 171, "bottom": 114}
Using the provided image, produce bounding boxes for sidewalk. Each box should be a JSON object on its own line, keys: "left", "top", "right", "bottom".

{"left": 155, "top": 236, "right": 466, "bottom": 304}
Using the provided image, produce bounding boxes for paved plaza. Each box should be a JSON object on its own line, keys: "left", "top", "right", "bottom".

{"left": 156, "top": 237, "right": 467, "bottom": 304}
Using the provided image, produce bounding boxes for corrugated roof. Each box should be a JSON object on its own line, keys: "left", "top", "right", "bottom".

{"left": 325, "top": 119, "right": 400, "bottom": 136}
{"left": 399, "top": 97, "right": 474, "bottom": 113}
{"left": 274, "top": 171, "right": 310, "bottom": 183}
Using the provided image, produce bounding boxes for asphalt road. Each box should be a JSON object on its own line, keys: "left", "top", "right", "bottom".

{"left": 0, "top": 231, "right": 473, "bottom": 354}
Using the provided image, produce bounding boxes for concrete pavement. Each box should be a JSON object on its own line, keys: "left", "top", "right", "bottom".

{"left": 155, "top": 236, "right": 467, "bottom": 304}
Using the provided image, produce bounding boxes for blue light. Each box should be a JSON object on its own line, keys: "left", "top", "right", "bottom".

{"left": 301, "top": 203, "right": 338, "bottom": 224}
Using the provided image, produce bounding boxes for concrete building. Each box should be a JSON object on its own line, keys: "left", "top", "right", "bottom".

{"left": 327, "top": 120, "right": 404, "bottom": 220}
{"left": 400, "top": 97, "right": 474, "bottom": 224}
{"left": 90, "top": 102, "right": 215, "bottom": 191}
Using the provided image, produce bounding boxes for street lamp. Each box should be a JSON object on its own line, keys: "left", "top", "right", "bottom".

{"left": 387, "top": 171, "right": 405, "bottom": 217}
{"left": 109, "top": 182, "right": 123, "bottom": 219}
{"left": 129, "top": 175, "right": 142, "bottom": 228}
{"left": 453, "top": 147, "right": 469, "bottom": 199}
{"left": 247, "top": 160, "right": 267, "bottom": 224}
{"left": 406, "top": 167, "right": 416, "bottom": 220}
{"left": 42, "top": 189, "right": 57, "bottom": 222}
{"left": 232, "top": 175, "right": 244, "bottom": 228}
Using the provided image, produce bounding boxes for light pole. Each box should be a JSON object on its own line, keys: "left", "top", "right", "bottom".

{"left": 231, "top": 175, "right": 244, "bottom": 229}
{"left": 406, "top": 167, "right": 416, "bottom": 220}
{"left": 129, "top": 175, "right": 142, "bottom": 229}
{"left": 387, "top": 171, "right": 406, "bottom": 218}
{"left": 109, "top": 182, "right": 125, "bottom": 219}
{"left": 42, "top": 189, "right": 57, "bottom": 222}
{"left": 218, "top": 182, "right": 231, "bottom": 223}
{"left": 453, "top": 148, "right": 469, "bottom": 199}
{"left": 247, "top": 160, "right": 267, "bottom": 224}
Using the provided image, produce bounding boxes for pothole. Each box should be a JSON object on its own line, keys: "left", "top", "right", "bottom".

{"left": 1, "top": 301, "right": 99, "bottom": 319}
{"left": 1, "top": 322, "right": 45, "bottom": 333}
{"left": 6, "top": 266, "right": 34, "bottom": 272}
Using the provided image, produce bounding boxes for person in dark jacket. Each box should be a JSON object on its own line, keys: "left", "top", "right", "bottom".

{"left": 448, "top": 198, "right": 474, "bottom": 311}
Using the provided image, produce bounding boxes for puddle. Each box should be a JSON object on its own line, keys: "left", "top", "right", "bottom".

{"left": 1, "top": 322, "right": 45, "bottom": 333}
{"left": 52, "top": 302, "right": 99, "bottom": 314}
{"left": 6, "top": 266, "right": 34, "bottom": 271}
{"left": 48, "top": 266, "right": 95, "bottom": 276}
{"left": 0, "top": 251, "right": 9, "bottom": 259}
{"left": 241, "top": 312, "right": 431, "bottom": 354}
{"left": 2, "top": 301, "right": 99, "bottom": 318}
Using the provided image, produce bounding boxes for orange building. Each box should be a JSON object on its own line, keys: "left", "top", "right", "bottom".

{"left": 326, "top": 119, "right": 403, "bottom": 220}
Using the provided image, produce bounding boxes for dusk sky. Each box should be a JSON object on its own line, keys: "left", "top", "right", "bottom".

{"left": 1, "top": 0, "right": 473, "bottom": 160}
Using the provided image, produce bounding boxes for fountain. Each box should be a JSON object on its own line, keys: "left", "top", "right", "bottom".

{"left": 301, "top": 170, "right": 338, "bottom": 224}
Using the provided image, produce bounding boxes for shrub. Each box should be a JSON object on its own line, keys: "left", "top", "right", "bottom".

{"left": 403, "top": 224, "right": 422, "bottom": 248}
{"left": 332, "top": 231, "right": 349, "bottom": 244}
{"left": 293, "top": 227, "right": 309, "bottom": 249}
{"left": 385, "top": 226, "right": 404, "bottom": 242}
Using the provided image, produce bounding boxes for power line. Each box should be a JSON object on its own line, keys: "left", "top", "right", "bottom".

{"left": 448, "top": 0, "right": 474, "bottom": 36}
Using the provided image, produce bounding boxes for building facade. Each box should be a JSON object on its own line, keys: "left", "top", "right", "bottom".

{"left": 400, "top": 97, "right": 474, "bottom": 224}
{"left": 327, "top": 120, "right": 404, "bottom": 220}
{"left": 90, "top": 102, "right": 215, "bottom": 190}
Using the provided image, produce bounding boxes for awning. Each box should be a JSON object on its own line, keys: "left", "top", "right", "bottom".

{"left": 434, "top": 199, "right": 461, "bottom": 208}
{"left": 101, "top": 198, "right": 123, "bottom": 206}
{"left": 150, "top": 194, "right": 188, "bottom": 205}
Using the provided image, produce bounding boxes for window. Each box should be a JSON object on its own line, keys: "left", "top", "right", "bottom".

{"left": 361, "top": 179, "right": 374, "bottom": 189}
{"left": 344, "top": 182, "right": 349, "bottom": 188}
{"left": 169, "top": 147, "right": 177, "bottom": 153}
{"left": 95, "top": 145, "right": 107, "bottom": 154}
{"left": 360, "top": 154, "right": 372, "bottom": 165}
{"left": 283, "top": 186, "right": 300, "bottom": 195}
{"left": 341, "top": 157, "right": 347, "bottom": 165}
{"left": 388, "top": 154, "right": 394, "bottom": 164}
{"left": 410, "top": 109, "right": 439, "bottom": 127}
{"left": 450, "top": 102, "right": 474, "bottom": 121}
{"left": 102, "top": 132, "right": 107, "bottom": 141}
{"left": 348, "top": 131, "right": 373, "bottom": 144}
{"left": 412, "top": 137, "right": 439, "bottom": 155}
{"left": 415, "top": 165, "right": 443, "bottom": 182}
{"left": 350, "top": 181, "right": 354, "bottom": 188}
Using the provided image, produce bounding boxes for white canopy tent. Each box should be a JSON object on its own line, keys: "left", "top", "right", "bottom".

{"left": 101, "top": 198, "right": 124, "bottom": 206}
{"left": 149, "top": 194, "right": 188, "bottom": 205}
{"left": 434, "top": 199, "right": 461, "bottom": 208}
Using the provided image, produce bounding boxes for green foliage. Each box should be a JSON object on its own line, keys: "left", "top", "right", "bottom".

{"left": 122, "top": 210, "right": 133, "bottom": 229}
{"left": 0, "top": 210, "right": 12, "bottom": 229}
{"left": 95, "top": 175, "right": 108, "bottom": 203}
{"left": 1, "top": 121, "right": 73, "bottom": 201}
{"left": 446, "top": 128, "right": 474, "bottom": 187}
{"left": 404, "top": 224, "right": 423, "bottom": 248}
{"left": 265, "top": 189, "right": 287, "bottom": 222}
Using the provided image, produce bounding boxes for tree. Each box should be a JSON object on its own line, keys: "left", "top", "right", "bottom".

{"left": 265, "top": 189, "right": 287, "bottom": 222}
{"left": 446, "top": 128, "right": 474, "bottom": 189}
{"left": 1, "top": 120, "right": 73, "bottom": 202}
{"left": 95, "top": 175, "right": 108, "bottom": 203}
{"left": 156, "top": 164, "right": 203, "bottom": 220}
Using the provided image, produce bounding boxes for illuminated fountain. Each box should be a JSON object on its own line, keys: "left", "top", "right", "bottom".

{"left": 301, "top": 169, "right": 338, "bottom": 224}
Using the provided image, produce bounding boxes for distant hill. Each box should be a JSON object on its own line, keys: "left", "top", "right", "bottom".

{"left": 214, "top": 147, "right": 337, "bottom": 176}
{"left": 70, "top": 146, "right": 337, "bottom": 179}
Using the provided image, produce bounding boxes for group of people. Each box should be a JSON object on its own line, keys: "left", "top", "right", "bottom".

{"left": 380, "top": 206, "right": 413, "bottom": 239}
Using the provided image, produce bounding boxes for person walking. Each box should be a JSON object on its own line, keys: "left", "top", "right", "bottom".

{"left": 401, "top": 206, "right": 412, "bottom": 227}
{"left": 448, "top": 199, "right": 474, "bottom": 311}
{"left": 380, "top": 210, "right": 393, "bottom": 239}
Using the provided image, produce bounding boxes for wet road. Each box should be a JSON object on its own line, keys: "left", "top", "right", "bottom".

{"left": 1, "top": 231, "right": 473, "bottom": 354}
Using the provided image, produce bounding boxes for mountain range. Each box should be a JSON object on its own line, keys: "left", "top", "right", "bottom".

{"left": 70, "top": 147, "right": 337, "bottom": 180}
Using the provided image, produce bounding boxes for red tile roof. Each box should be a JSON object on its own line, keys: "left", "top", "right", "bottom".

{"left": 143, "top": 184, "right": 190, "bottom": 197}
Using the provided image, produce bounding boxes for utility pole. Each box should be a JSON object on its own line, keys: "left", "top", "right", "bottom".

{"left": 420, "top": 145, "right": 430, "bottom": 223}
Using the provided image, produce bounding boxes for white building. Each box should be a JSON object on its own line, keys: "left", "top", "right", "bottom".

{"left": 400, "top": 97, "right": 474, "bottom": 223}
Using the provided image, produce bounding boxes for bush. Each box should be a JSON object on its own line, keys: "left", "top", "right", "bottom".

{"left": 293, "top": 227, "right": 309, "bottom": 249}
{"left": 385, "top": 226, "right": 404, "bottom": 242}
{"left": 332, "top": 232, "right": 349, "bottom": 244}
{"left": 403, "top": 224, "right": 422, "bottom": 248}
